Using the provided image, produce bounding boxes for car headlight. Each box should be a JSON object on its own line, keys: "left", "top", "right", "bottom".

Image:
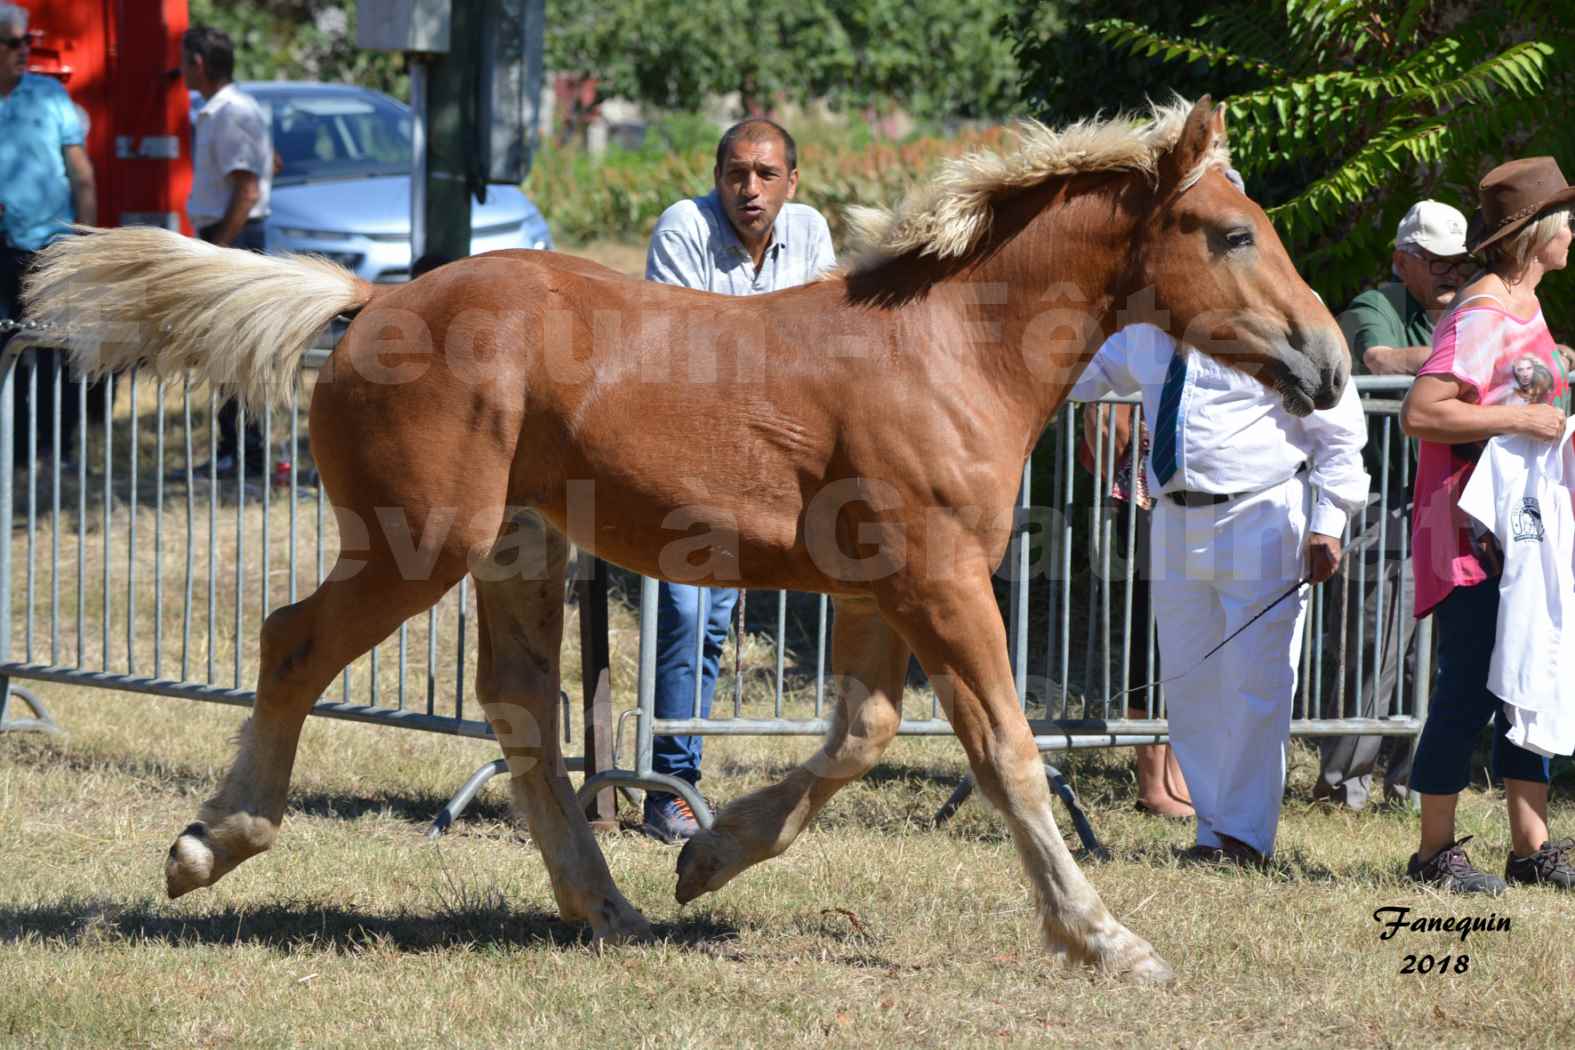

{"left": 314, "top": 250, "right": 366, "bottom": 269}
{"left": 530, "top": 238, "right": 549, "bottom": 250}
{"left": 276, "top": 227, "right": 353, "bottom": 242}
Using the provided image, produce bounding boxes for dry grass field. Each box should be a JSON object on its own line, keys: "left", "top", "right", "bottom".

{"left": 3, "top": 240, "right": 1573, "bottom": 1048}
{"left": 5, "top": 492, "right": 1573, "bottom": 1049}
{"left": 6, "top": 677, "right": 1573, "bottom": 1049}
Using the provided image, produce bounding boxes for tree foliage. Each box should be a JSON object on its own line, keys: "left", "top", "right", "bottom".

{"left": 1010, "top": 0, "right": 1252, "bottom": 125}
{"left": 1055, "top": 0, "right": 1574, "bottom": 320}
{"left": 546, "top": 0, "right": 1021, "bottom": 120}
{"left": 187, "top": 0, "right": 408, "bottom": 98}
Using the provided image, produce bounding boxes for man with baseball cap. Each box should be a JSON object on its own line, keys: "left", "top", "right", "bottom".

{"left": 1343, "top": 201, "right": 1472, "bottom": 377}
{"left": 1315, "top": 200, "right": 1472, "bottom": 811}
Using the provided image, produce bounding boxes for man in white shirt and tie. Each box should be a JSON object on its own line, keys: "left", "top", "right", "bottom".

{"left": 1071, "top": 316, "right": 1370, "bottom": 864}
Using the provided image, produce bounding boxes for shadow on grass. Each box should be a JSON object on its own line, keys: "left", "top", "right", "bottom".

{"left": 0, "top": 896, "right": 742, "bottom": 955}
{"left": 1097, "top": 839, "right": 1402, "bottom": 886}
{"left": 712, "top": 755, "right": 969, "bottom": 795}
{"left": 1, "top": 733, "right": 216, "bottom": 798}
{"left": 288, "top": 788, "right": 513, "bottom": 827}
{"left": 0, "top": 732, "right": 514, "bottom": 830}
{"left": 857, "top": 760, "right": 971, "bottom": 793}
{"left": 1051, "top": 751, "right": 1142, "bottom": 807}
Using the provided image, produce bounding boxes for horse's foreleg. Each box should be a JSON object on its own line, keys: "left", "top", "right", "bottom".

{"left": 676, "top": 596, "right": 908, "bottom": 903}
{"left": 887, "top": 577, "right": 1174, "bottom": 984}
{"left": 475, "top": 513, "right": 651, "bottom": 944}
{"left": 166, "top": 557, "right": 463, "bottom": 897}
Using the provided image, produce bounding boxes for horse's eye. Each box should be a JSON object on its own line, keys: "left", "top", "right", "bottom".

{"left": 1225, "top": 228, "right": 1255, "bottom": 250}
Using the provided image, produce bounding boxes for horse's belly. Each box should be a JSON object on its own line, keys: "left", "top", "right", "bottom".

{"left": 535, "top": 480, "right": 856, "bottom": 595}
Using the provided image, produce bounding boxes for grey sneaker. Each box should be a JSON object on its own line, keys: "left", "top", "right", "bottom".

{"left": 1505, "top": 838, "right": 1575, "bottom": 889}
{"left": 1406, "top": 836, "right": 1507, "bottom": 895}
{"left": 641, "top": 792, "right": 700, "bottom": 844}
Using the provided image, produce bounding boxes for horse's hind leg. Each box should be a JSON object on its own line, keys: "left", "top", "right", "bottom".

{"left": 473, "top": 511, "right": 650, "bottom": 943}
{"left": 166, "top": 550, "right": 467, "bottom": 897}
{"left": 676, "top": 596, "right": 908, "bottom": 902}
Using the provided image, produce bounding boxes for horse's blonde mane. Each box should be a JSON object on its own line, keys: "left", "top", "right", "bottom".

{"left": 846, "top": 99, "right": 1231, "bottom": 268}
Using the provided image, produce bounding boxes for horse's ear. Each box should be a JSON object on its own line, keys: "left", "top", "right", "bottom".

{"left": 1156, "top": 96, "right": 1223, "bottom": 199}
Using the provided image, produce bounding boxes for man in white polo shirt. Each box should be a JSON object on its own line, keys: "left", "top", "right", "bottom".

{"left": 181, "top": 24, "right": 271, "bottom": 477}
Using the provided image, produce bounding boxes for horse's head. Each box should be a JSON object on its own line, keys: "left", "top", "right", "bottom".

{"left": 1133, "top": 98, "right": 1347, "bottom": 415}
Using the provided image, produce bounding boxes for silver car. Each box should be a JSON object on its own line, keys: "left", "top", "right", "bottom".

{"left": 236, "top": 81, "right": 552, "bottom": 281}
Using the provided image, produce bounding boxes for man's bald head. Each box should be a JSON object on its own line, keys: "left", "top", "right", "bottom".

{"left": 715, "top": 118, "right": 797, "bottom": 176}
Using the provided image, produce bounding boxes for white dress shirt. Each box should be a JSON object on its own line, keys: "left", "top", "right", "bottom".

{"left": 189, "top": 83, "right": 272, "bottom": 229}
{"left": 1070, "top": 323, "right": 1370, "bottom": 537}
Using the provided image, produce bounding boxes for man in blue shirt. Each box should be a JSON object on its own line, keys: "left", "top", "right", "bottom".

{"left": 641, "top": 118, "right": 837, "bottom": 841}
{"left": 0, "top": 2, "right": 98, "bottom": 464}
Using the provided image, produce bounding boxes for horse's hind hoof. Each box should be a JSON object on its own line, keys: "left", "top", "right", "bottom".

{"left": 589, "top": 899, "right": 654, "bottom": 947}
{"left": 591, "top": 915, "right": 654, "bottom": 948}
{"left": 165, "top": 823, "right": 217, "bottom": 898}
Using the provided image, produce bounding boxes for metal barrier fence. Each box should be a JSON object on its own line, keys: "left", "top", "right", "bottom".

{"left": 0, "top": 339, "right": 1426, "bottom": 834}
{"left": 578, "top": 377, "right": 1430, "bottom": 828}
{"left": 0, "top": 344, "right": 610, "bottom": 829}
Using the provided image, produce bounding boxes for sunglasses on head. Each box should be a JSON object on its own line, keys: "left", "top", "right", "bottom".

{"left": 1, "top": 35, "right": 29, "bottom": 49}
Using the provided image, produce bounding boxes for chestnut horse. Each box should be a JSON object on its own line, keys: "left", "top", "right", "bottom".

{"left": 24, "top": 99, "right": 1347, "bottom": 982}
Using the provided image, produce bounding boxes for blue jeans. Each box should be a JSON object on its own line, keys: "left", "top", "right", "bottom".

{"left": 652, "top": 582, "right": 738, "bottom": 785}
{"left": 1409, "top": 579, "right": 1550, "bottom": 795}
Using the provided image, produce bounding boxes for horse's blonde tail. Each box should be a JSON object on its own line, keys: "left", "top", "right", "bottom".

{"left": 22, "top": 226, "right": 381, "bottom": 411}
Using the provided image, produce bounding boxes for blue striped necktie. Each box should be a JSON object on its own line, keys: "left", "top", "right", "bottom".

{"left": 1149, "top": 349, "right": 1188, "bottom": 487}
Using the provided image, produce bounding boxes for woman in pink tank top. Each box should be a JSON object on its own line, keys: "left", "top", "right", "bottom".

{"left": 1399, "top": 156, "right": 1575, "bottom": 895}
{"left": 1404, "top": 155, "right": 1575, "bottom": 894}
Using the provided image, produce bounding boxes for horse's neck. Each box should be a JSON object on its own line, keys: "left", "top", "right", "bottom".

{"left": 945, "top": 183, "right": 1134, "bottom": 448}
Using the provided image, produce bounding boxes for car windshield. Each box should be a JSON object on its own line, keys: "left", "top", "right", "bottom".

{"left": 261, "top": 91, "right": 413, "bottom": 184}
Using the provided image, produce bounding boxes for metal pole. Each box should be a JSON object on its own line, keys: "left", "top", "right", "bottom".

{"left": 636, "top": 575, "right": 659, "bottom": 777}
{"left": 409, "top": 57, "right": 428, "bottom": 263}
{"left": 0, "top": 348, "right": 15, "bottom": 669}
{"left": 1009, "top": 462, "right": 1030, "bottom": 706}
{"left": 577, "top": 556, "right": 615, "bottom": 824}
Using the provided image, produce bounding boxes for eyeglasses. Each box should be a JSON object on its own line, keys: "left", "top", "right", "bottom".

{"left": 1405, "top": 250, "right": 1471, "bottom": 276}
{"left": 1, "top": 35, "right": 29, "bottom": 50}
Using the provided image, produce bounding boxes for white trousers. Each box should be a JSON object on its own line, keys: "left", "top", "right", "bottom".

{"left": 1150, "top": 474, "right": 1311, "bottom": 857}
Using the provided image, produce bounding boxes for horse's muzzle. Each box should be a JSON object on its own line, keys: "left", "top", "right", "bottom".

{"left": 1279, "top": 326, "right": 1347, "bottom": 414}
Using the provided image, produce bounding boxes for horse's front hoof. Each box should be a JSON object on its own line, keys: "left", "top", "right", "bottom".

{"left": 165, "top": 822, "right": 217, "bottom": 898}
{"left": 1097, "top": 933, "right": 1175, "bottom": 986}
{"left": 674, "top": 829, "right": 744, "bottom": 905}
{"left": 1119, "top": 949, "right": 1175, "bottom": 985}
